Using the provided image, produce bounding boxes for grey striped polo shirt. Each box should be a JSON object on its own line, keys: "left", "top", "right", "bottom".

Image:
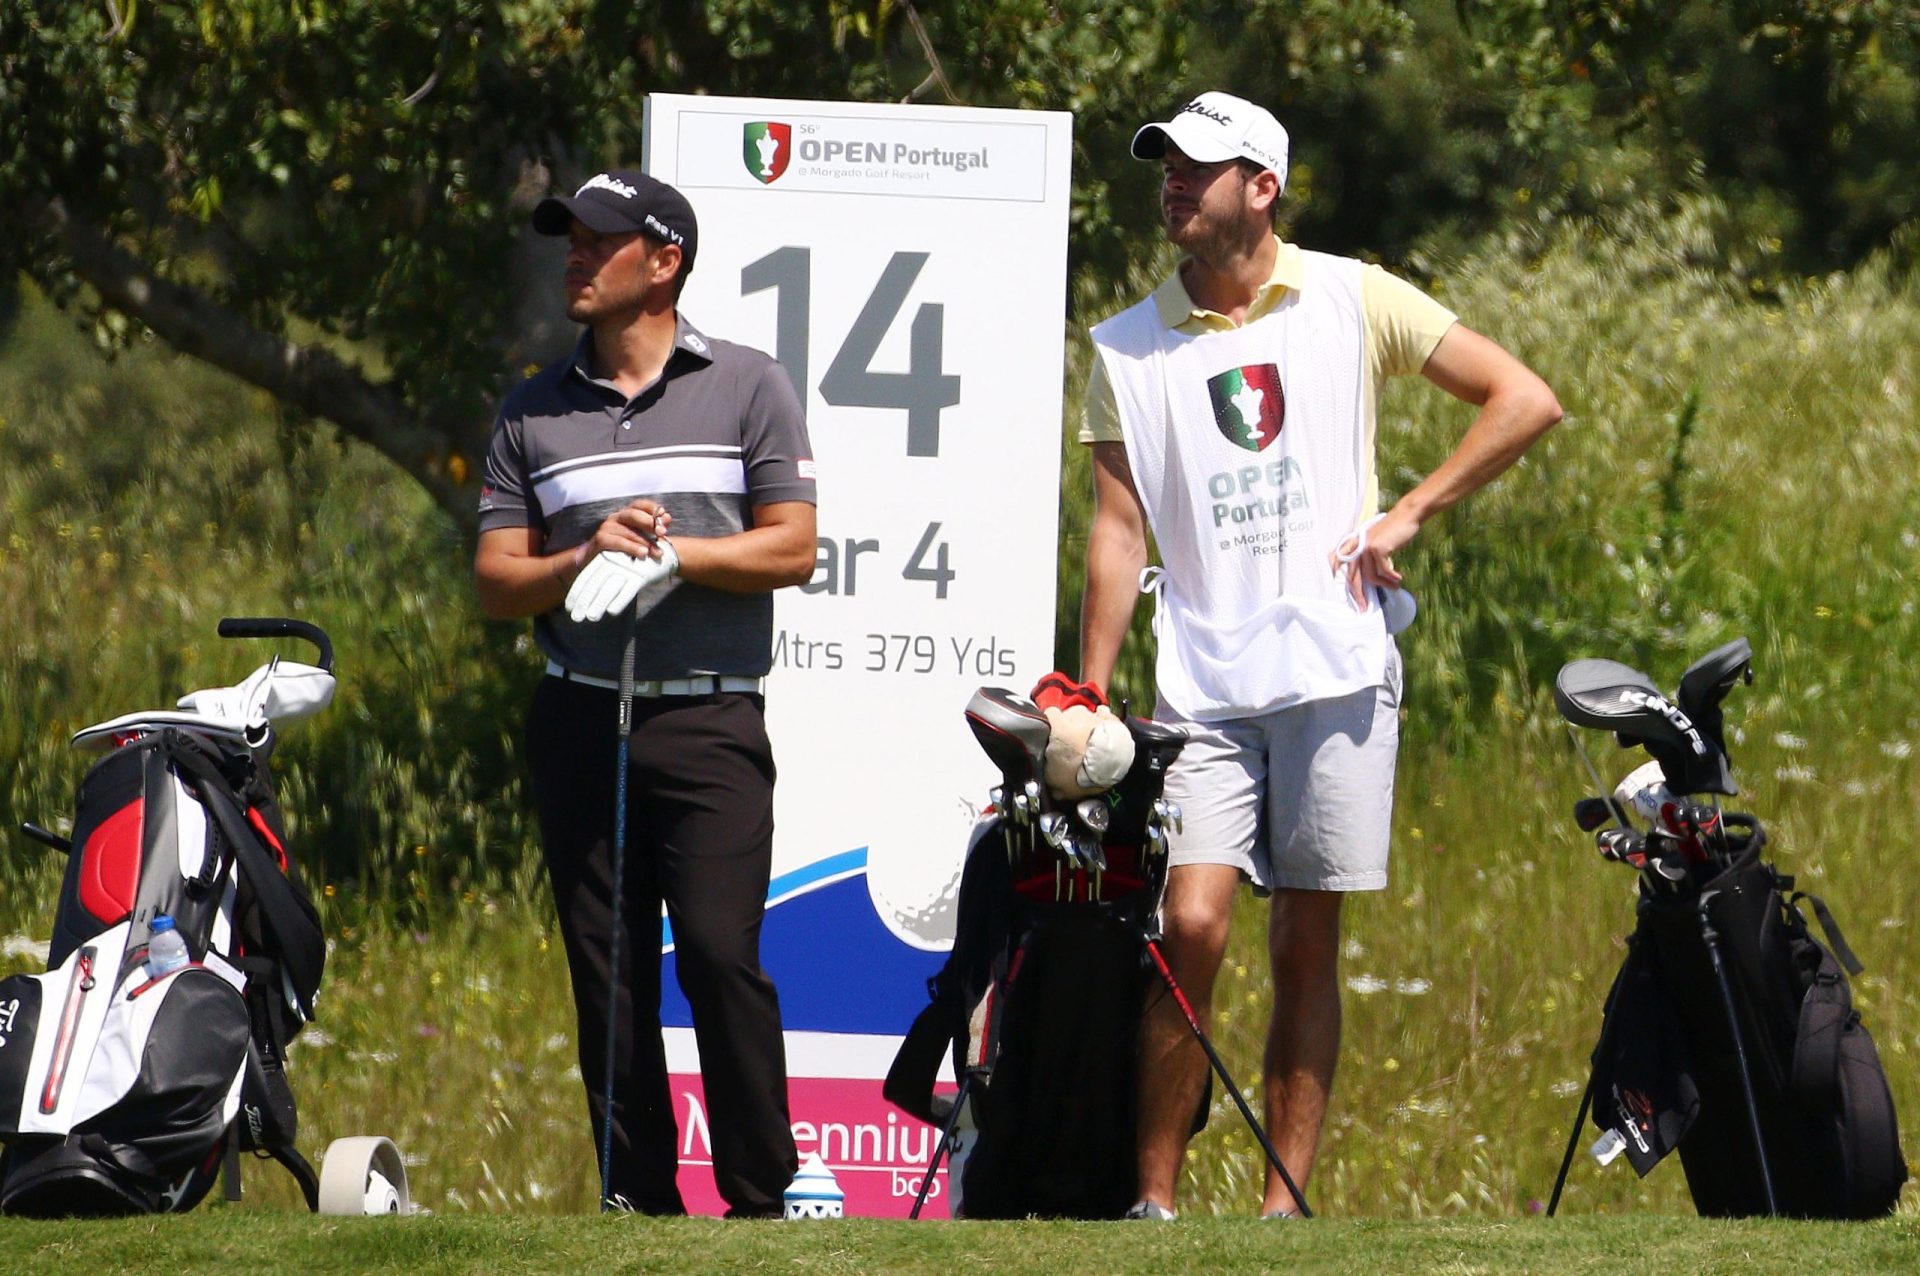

{"left": 479, "top": 316, "right": 816, "bottom": 680}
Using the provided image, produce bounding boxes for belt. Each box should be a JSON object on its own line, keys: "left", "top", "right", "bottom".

{"left": 545, "top": 661, "right": 764, "bottom": 697}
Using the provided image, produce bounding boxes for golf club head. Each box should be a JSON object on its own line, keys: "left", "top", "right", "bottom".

{"left": 1650, "top": 852, "right": 1690, "bottom": 883}
{"left": 1573, "top": 796, "right": 1615, "bottom": 832}
{"left": 964, "top": 687, "right": 1051, "bottom": 792}
{"left": 1595, "top": 828, "right": 1644, "bottom": 865}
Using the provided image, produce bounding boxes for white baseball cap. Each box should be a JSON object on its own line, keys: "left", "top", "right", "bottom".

{"left": 1132, "top": 92, "right": 1290, "bottom": 190}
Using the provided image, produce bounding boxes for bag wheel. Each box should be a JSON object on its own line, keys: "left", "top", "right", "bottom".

{"left": 316, "top": 1136, "right": 411, "bottom": 1216}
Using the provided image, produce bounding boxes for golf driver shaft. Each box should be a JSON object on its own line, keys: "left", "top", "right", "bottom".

{"left": 1142, "top": 934, "right": 1313, "bottom": 1218}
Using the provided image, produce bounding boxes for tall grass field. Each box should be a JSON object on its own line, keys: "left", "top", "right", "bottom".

{"left": 2, "top": 203, "right": 1917, "bottom": 1242}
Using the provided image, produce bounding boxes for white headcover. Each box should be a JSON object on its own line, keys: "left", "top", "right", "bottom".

{"left": 176, "top": 658, "right": 336, "bottom": 726}
{"left": 71, "top": 659, "right": 336, "bottom": 751}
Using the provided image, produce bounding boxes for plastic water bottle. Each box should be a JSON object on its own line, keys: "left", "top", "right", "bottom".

{"left": 146, "top": 915, "right": 190, "bottom": 978}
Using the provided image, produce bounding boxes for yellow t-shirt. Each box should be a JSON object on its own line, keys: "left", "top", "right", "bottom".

{"left": 1081, "top": 239, "right": 1457, "bottom": 445}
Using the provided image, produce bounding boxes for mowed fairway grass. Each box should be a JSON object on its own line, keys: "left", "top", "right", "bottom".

{"left": 0, "top": 1215, "right": 1916, "bottom": 1274}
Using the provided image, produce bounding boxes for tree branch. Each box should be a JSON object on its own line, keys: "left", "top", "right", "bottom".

{"left": 35, "top": 197, "right": 478, "bottom": 537}
{"left": 897, "top": 1, "right": 960, "bottom": 104}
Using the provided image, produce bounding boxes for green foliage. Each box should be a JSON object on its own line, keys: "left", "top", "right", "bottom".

{"left": 0, "top": 286, "right": 538, "bottom": 923}
{"left": 6, "top": 0, "right": 1916, "bottom": 530}
{"left": 0, "top": 0, "right": 1194, "bottom": 523}
{"left": 1449, "top": 0, "right": 1920, "bottom": 273}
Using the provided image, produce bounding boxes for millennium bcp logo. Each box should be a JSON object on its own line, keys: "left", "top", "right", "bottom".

{"left": 743, "top": 121, "right": 793, "bottom": 184}
{"left": 1207, "top": 364, "right": 1284, "bottom": 451}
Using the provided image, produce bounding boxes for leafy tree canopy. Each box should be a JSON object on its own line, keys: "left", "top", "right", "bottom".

{"left": 3, "top": 0, "right": 1914, "bottom": 530}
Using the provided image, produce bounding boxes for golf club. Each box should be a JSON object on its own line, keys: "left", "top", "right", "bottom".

{"left": 598, "top": 619, "right": 639, "bottom": 1212}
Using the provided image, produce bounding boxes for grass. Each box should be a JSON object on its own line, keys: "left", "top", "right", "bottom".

{"left": 0, "top": 1214, "right": 1916, "bottom": 1274}
{"left": 3, "top": 193, "right": 1919, "bottom": 1234}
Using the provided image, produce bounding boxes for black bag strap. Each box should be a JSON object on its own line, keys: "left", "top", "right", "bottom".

{"left": 159, "top": 731, "right": 324, "bottom": 1020}
{"left": 1792, "top": 891, "right": 1864, "bottom": 975}
{"left": 1790, "top": 950, "right": 1851, "bottom": 1105}
{"left": 884, "top": 999, "right": 959, "bottom": 1126}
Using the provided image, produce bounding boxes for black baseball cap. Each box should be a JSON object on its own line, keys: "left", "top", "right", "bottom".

{"left": 533, "top": 169, "right": 698, "bottom": 272}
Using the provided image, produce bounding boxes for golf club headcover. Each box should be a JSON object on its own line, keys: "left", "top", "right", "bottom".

{"left": 1031, "top": 671, "right": 1107, "bottom": 713}
{"left": 1031, "top": 672, "right": 1133, "bottom": 799}
{"left": 176, "top": 661, "right": 337, "bottom": 729}
{"left": 566, "top": 541, "right": 680, "bottom": 623}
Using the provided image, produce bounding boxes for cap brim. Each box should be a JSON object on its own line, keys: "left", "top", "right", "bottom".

{"left": 1130, "top": 119, "right": 1244, "bottom": 164}
{"left": 531, "top": 195, "right": 638, "bottom": 237}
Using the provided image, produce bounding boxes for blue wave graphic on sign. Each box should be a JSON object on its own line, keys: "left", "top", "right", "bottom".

{"left": 660, "top": 849, "right": 947, "bottom": 1035}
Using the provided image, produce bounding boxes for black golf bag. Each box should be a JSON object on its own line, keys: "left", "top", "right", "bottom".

{"left": 0, "top": 619, "right": 343, "bottom": 1216}
{"left": 1550, "top": 638, "right": 1907, "bottom": 1219}
{"left": 886, "top": 676, "right": 1192, "bottom": 1218}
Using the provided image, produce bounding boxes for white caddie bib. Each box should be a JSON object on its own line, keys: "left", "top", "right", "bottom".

{"left": 1092, "top": 250, "right": 1388, "bottom": 720}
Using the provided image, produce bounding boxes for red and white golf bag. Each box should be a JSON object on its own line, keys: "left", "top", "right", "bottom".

{"left": 0, "top": 620, "right": 336, "bottom": 1216}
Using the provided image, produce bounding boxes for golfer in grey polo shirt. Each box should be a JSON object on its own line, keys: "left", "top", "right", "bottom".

{"left": 474, "top": 169, "right": 817, "bottom": 1217}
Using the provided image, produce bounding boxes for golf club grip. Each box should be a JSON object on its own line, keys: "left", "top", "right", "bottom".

{"left": 217, "top": 617, "right": 335, "bottom": 673}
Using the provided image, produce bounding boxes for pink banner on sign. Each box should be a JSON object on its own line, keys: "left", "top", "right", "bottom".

{"left": 670, "top": 1072, "right": 956, "bottom": 1217}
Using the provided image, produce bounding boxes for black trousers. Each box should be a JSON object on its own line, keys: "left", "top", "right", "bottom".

{"left": 526, "top": 676, "right": 797, "bottom": 1216}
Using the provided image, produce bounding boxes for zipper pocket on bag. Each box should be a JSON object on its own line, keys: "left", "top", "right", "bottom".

{"left": 38, "top": 945, "right": 97, "bottom": 1115}
{"left": 127, "top": 961, "right": 202, "bottom": 1000}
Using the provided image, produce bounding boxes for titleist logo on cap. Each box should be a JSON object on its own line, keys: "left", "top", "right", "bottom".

{"left": 577, "top": 173, "right": 639, "bottom": 199}
{"left": 1178, "top": 99, "right": 1236, "bottom": 126}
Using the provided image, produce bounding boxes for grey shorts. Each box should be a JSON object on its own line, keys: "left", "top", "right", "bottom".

{"left": 1156, "top": 648, "right": 1401, "bottom": 893}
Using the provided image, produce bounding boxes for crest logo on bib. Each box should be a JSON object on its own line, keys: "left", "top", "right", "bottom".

{"left": 1207, "top": 364, "right": 1284, "bottom": 451}
{"left": 743, "top": 122, "right": 793, "bottom": 184}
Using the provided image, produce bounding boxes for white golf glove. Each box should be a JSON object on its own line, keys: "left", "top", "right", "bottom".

{"left": 566, "top": 542, "right": 680, "bottom": 623}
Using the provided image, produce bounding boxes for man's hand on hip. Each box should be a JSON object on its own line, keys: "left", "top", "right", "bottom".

{"left": 1331, "top": 507, "right": 1416, "bottom": 607}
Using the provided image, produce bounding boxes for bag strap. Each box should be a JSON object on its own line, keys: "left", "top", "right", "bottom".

{"left": 884, "top": 999, "right": 958, "bottom": 1126}
{"left": 159, "top": 731, "right": 324, "bottom": 1020}
{"left": 1790, "top": 946, "right": 1851, "bottom": 1105}
{"left": 1791, "top": 891, "right": 1864, "bottom": 975}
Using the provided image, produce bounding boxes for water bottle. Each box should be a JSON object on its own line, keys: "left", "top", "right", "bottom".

{"left": 146, "top": 914, "right": 190, "bottom": 979}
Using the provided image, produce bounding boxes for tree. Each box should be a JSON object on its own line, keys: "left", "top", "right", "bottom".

{"left": 1, "top": 0, "right": 1185, "bottom": 534}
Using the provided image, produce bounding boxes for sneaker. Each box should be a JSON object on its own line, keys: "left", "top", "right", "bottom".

{"left": 1124, "top": 1200, "right": 1176, "bottom": 1220}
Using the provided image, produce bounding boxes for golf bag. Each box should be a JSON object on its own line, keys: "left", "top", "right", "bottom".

{"left": 0, "top": 619, "right": 345, "bottom": 1216}
{"left": 1549, "top": 638, "right": 1907, "bottom": 1219}
{"left": 886, "top": 678, "right": 1190, "bottom": 1218}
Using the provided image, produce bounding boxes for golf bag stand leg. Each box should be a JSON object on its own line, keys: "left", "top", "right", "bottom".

{"left": 909, "top": 1070, "right": 976, "bottom": 1220}
{"left": 1141, "top": 931, "right": 1313, "bottom": 1218}
{"left": 1698, "top": 891, "right": 1779, "bottom": 1216}
{"left": 1547, "top": 935, "right": 1645, "bottom": 1216}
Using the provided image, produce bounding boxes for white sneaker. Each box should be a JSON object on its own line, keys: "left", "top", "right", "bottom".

{"left": 1124, "top": 1200, "right": 1176, "bottom": 1220}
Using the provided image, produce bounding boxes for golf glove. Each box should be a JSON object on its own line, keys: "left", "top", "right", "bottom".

{"left": 566, "top": 542, "right": 680, "bottom": 623}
